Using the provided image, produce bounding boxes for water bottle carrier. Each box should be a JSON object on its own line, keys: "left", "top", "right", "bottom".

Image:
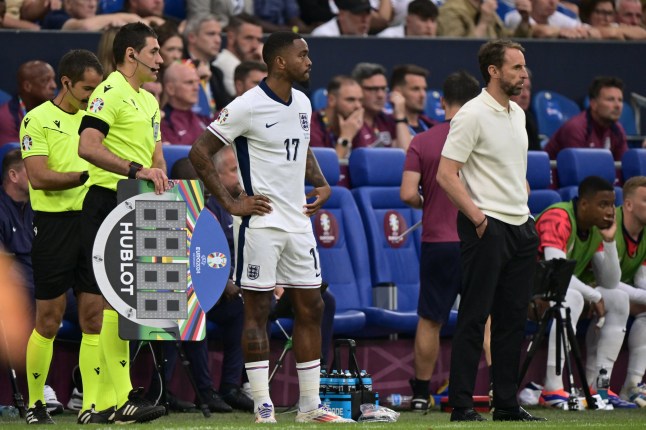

{"left": 320, "top": 339, "right": 379, "bottom": 420}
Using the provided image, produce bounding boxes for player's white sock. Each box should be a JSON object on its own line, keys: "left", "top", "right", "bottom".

{"left": 586, "top": 287, "right": 630, "bottom": 384}
{"left": 296, "top": 359, "right": 322, "bottom": 412}
{"left": 544, "top": 289, "right": 584, "bottom": 392}
{"left": 245, "top": 360, "right": 272, "bottom": 410}
{"left": 622, "top": 313, "right": 646, "bottom": 394}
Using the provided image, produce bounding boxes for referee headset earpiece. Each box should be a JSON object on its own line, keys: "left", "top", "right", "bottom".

{"left": 64, "top": 80, "right": 82, "bottom": 104}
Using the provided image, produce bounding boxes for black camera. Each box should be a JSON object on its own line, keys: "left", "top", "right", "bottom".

{"left": 533, "top": 258, "right": 576, "bottom": 303}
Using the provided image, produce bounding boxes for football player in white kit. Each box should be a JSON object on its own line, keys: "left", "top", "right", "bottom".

{"left": 189, "top": 32, "right": 351, "bottom": 423}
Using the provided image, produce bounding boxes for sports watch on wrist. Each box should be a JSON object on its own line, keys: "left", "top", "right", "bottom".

{"left": 79, "top": 171, "right": 89, "bottom": 184}
{"left": 128, "top": 161, "right": 143, "bottom": 179}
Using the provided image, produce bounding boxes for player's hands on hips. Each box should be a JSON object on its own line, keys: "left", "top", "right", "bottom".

{"left": 137, "top": 167, "right": 170, "bottom": 194}
{"left": 304, "top": 185, "right": 331, "bottom": 217}
{"left": 230, "top": 191, "right": 272, "bottom": 216}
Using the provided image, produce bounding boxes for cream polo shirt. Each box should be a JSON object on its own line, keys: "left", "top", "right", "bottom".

{"left": 441, "top": 88, "right": 529, "bottom": 225}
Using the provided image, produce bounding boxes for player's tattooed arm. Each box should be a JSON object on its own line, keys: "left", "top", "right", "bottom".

{"left": 190, "top": 131, "right": 272, "bottom": 217}
{"left": 303, "top": 148, "right": 331, "bottom": 216}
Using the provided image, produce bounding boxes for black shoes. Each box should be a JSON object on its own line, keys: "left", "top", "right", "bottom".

{"left": 222, "top": 387, "right": 254, "bottom": 412}
{"left": 90, "top": 406, "right": 115, "bottom": 424}
{"left": 166, "top": 392, "right": 196, "bottom": 412}
{"left": 409, "top": 379, "right": 430, "bottom": 412}
{"left": 201, "top": 388, "right": 233, "bottom": 413}
{"left": 113, "top": 387, "right": 166, "bottom": 424}
{"left": 25, "top": 400, "right": 54, "bottom": 424}
{"left": 493, "top": 406, "right": 547, "bottom": 421}
{"left": 450, "top": 407, "right": 487, "bottom": 421}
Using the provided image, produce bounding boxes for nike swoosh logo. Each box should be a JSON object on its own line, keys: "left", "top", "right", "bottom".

{"left": 315, "top": 272, "right": 321, "bottom": 277}
{"left": 265, "top": 122, "right": 279, "bottom": 128}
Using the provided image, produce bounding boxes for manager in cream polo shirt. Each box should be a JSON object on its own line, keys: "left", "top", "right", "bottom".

{"left": 437, "top": 39, "right": 543, "bottom": 423}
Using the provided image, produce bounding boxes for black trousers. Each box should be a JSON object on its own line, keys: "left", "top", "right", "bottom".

{"left": 448, "top": 213, "right": 538, "bottom": 409}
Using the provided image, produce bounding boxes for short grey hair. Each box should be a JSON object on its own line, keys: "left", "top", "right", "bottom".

{"left": 351, "top": 62, "right": 387, "bottom": 85}
{"left": 183, "top": 14, "right": 219, "bottom": 39}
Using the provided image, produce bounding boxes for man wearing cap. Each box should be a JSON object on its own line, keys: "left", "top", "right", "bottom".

{"left": 311, "top": 0, "right": 372, "bottom": 36}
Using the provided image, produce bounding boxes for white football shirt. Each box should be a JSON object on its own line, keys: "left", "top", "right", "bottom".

{"left": 208, "top": 79, "right": 312, "bottom": 233}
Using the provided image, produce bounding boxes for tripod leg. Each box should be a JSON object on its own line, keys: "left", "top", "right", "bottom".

{"left": 519, "top": 307, "right": 554, "bottom": 384}
{"left": 268, "top": 337, "right": 293, "bottom": 386}
{"left": 175, "top": 342, "right": 211, "bottom": 418}
{"left": 150, "top": 342, "right": 169, "bottom": 415}
{"left": 555, "top": 309, "right": 563, "bottom": 377}
{"left": 563, "top": 307, "right": 597, "bottom": 409}
{"left": 0, "top": 319, "right": 25, "bottom": 418}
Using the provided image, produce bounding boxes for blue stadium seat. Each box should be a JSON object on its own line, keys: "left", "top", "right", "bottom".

{"left": 526, "top": 150, "right": 561, "bottom": 215}
{"left": 307, "top": 147, "right": 367, "bottom": 336}
{"left": 98, "top": 0, "right": 124, "bottom": 13}
{"left": 424, "top": 89, "right": 445, "bottom": 123}
{"left": 310, "top": 87, "right": 327, "bottom": 111}
{"left": 164, "top": 0, "right": 186, "bottom": 20}
{"left": 0, "top": 88, "right": 11, "bottom": 105}
{"left": 163, "top": 145, "right": 191, "bottom": 177}
{"left": 556, "top": 148, "right": 622, "bottom": 204}
{"left": 0, "top": 142, "right": 20, "bottom": 178}
{"left": 622, "top": 148, "right": 646, "bottom": 181}
{"left": 349, "top": 148, "right": 421, "bottom": 335}
{"left": 532, "top": 91, "right": 580, "bottom": 139}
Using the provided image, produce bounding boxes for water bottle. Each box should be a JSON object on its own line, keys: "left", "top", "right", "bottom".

{"left": 360, "top": 370, "right": 373, "bottom": 392}
{"left": 0, "top": 405, "right": 19, "bottom": 418}
{"left": 329, "top": 370, "right": 339, "bottom": 393}
{"left": 596, "top": 367, "right": 610, "bottom": 401}
{"left": 320, "top": 369, "right": 328, "bottom": 395}
{"left": 384, "top": 394, "right": 412, "bottom": 410}
{"left": 346, "top": 370, "right": 357, "bottom": 393}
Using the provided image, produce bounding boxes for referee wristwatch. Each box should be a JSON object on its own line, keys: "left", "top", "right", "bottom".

{"left": 337, "top": 137, "right": 351, "bottom": 148}
{"left": 128, "top": 161, "right": 143, "bottom": 179}
{"left": 79, "top": 171, "right": 89, "bottom": 184}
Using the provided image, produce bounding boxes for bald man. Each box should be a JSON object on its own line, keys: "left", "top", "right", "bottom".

{"left": 0, "top": 60, "right": 56, "bottom": 146}
{"left": 160, "top": 62, "right": 210, "bottom": 145}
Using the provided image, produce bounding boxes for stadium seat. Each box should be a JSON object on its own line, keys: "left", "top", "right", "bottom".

{"left": 526, "top": 150, "right": 561, "bottom": 215}
{"left": 424, "top": 89, "right": 445, "bottom": 123}
{"left": 0, "top": 142, "right": 20, "bottom": 178}
{"left": 97, "top": 0, "right": 124, "bottom": 13}
{"left": 163, "top": 145, "right": 191, "bottom": 177}
{"left": 349, "top": 148, "right": 421, "bottom": 335}
{"left": 310, "top": 87, "right": 327, "bottom": 111}
{"left": 306, "top": 147, "right": 368, "bottom": 336}
{"left": 164, "top": 0, "right": 186, "bottom": 20}
{"left": 556, "top": 148, "right": 622, "bottom": 204}
{"left": 622, "top": 148, "right": 646, "bottom": 181}
{"left": 532, "top": 91, "right": 580, "bottom": 140}
{"left": 0, "top": 88, "right": 10, "bottom": 105}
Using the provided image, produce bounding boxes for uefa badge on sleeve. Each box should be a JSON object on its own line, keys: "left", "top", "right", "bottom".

{"left": 89, "top": 98, "right": 104, "bottom": 113}
{"left": 21, "top": 135, "right": 32, "bottom": 151}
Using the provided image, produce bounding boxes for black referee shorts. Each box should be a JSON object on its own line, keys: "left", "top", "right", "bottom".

{"left": 418, "top": 242, "right": 461, "bottom": 324}
{"left": 80, "top": 185, "right": 117, "bottom": 295}
{"left": 32, "top": 211, "right": 97, "bottom": 300}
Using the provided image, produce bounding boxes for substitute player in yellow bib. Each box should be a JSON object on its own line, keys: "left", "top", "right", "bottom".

{"left": 78, "top": 22, "right": 168, "bottom": 424}
{"left": 20, "top": 50, "right": 104, "bottom": 425}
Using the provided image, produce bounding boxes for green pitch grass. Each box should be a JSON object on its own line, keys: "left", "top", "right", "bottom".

{"left": 1, "top": 407, "right": 645, "bottom": 429}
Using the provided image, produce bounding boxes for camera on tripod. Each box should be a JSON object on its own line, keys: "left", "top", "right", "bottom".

{"left": 532, "top": 258, "right": 576, "bottom": 303}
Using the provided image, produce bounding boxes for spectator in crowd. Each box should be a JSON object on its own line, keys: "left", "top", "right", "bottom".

{"left": 535, "top": 176, "right": 634, "bottom": 409}
{"left": 125, "top": 0, "right": 166, "bottom": 25}
{"left": 234, "top": 60, "right": 267, "bottom": 96}
{"left": 149, "top": 20, "right": 182, "bottom": 106}
{"left": 0, "top": 0, "right": 5, "bottom": 26}
{"left": 615, "top": 0, "right": 643, "bottom": 25}
{"left": 187, "top": 0, "right": 253, "bottom": 28}
{"left": 96, "top": 27, "right": 120, "bottom": 77}
{"left": 297, "top": 0, "right": 335, "bottom": 28}
{"left": 437, "top": 39, "right": 543, "bottom": 422}
{"left": 183, "top": 14, "right": 232, "bottom": 113}
{"left": 2, "top": 0, "right": 40, "bottom": 29}
{"left": 615, "top": 177, "right": 646, "bottom": 406}
{"left": 161, "top": 62, "right": 209, "bottom": 145}
{"left": 505, "top": 0, "right": 602, "bottom": 38}
{"left": 0, "top": 60, "right": 56, "bottom": 146}
{"left": 310, "top": 75, "right": 364, "bottom": 163}
{"left": 41, "top": 0, "right": 143, "bottom": 30}
{"left": 509, "top": 66, "right": 541, "bottom": 150}
{"left": 437, "top": 0, "right": 533, "bottom": 38}
{"left": 311, "top": 0, "right": 372, "bottom": 36}
{"left": 580, "top": 0, "right": 646, "bottom": 38}
{"left": 351, "top": 62, "right": 411, "bottom": 150}
{"left": 378, "top": 0, "right": 439, "bottom": 37}
{"left": 545, "top": 76, "right": 628, "bottom": 161}
{"left": 253, "top": 0, "right": 311, "bottom": 33}
{"left": 400, "top": 70, "right": 480, "bottom": 412}
{"left": 390, "top": 64, "right": 436, "bottom": 137}
{"left": 213, "top": 13, "right": 263, "bottom": 98}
